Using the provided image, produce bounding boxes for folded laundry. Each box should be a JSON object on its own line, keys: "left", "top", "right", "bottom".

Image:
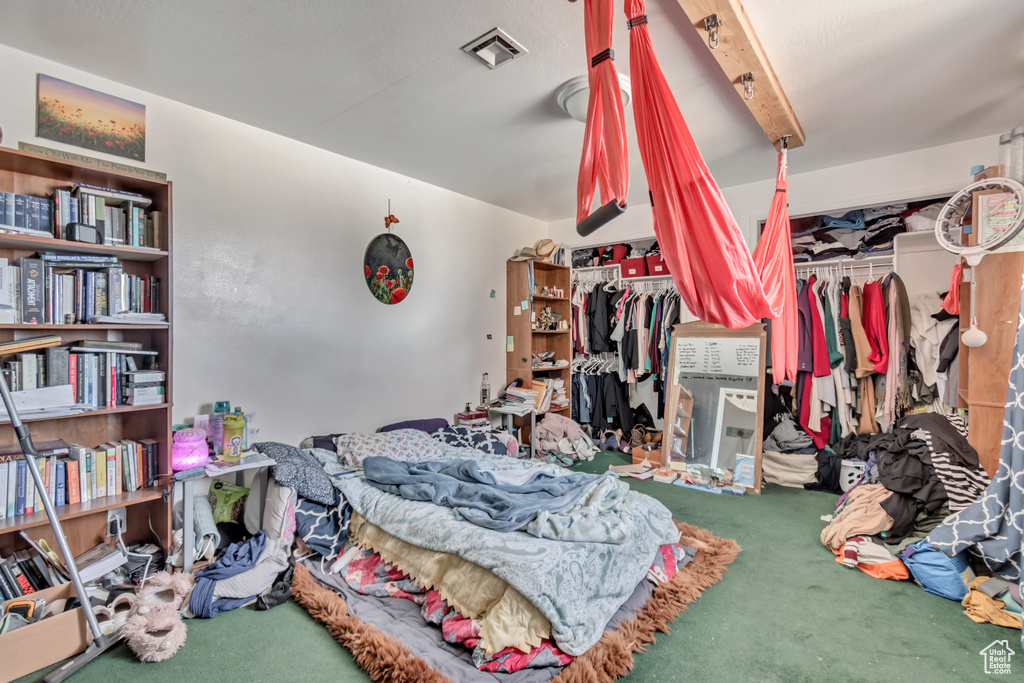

{"left": 820, "top": 209, "right": 866, "bottom": 231}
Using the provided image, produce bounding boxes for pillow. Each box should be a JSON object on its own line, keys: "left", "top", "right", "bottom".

{"left": 333, "top": 429, "right": 444, "bottom": 467}
{"left": 380, "top": 418, "right": 449, "bottom": 433}
{"left": 244, "top": 478, "right": 297, "bottom": 541}
{"left": 432, "top": 425, "right": 513, "bottom": 457}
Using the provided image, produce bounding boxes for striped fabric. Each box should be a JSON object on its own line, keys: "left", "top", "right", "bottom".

{"left": 911, "top": 416, "right": 990, "bottom": 512}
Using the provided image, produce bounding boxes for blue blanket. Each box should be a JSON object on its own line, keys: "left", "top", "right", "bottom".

{"left": 362, "top": 456, "right": 613, "bottom": 532}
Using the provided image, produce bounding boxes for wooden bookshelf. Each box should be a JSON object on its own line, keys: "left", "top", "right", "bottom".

{"left": 0, "top": 146, "right": 173, "bottom": 560}
{"left": 506, "top": 260, "right": 572, "bottom": 450}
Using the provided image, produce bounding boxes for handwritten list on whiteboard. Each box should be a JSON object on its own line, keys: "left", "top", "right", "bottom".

{"left": 675, "top": 337, "right": 760, "bottom": 380}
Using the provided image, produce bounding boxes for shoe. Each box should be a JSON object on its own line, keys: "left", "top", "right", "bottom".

{"left": 131, "top": 572, "right": 195, "bottom": 618}
{"left": 109, "top": 593, "right": 137, "bottom": 631}
{"left": 122, "top": 611, "right": 187, "bottom": 663}
{"left": 91, "top": 605, "right": 120, "bottom": 637}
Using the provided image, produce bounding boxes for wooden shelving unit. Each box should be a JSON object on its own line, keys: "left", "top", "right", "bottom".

{"left": 0, "top": 146, "right": 173, "bottom": 559}
{"left": 506, "top": 260, "right": 572, "bottom": 447}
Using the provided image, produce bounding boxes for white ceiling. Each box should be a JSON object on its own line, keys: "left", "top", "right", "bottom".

{"left": 0, "top": 0, "right": 1022, "bottom": 222}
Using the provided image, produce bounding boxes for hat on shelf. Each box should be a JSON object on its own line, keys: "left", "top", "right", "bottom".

{"left": 510, "top": 239, "right": 564, "bottom": 262}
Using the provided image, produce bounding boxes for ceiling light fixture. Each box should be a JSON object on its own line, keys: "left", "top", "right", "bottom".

{"left": 555, "top": 74, "right": 631, "bottom": 123}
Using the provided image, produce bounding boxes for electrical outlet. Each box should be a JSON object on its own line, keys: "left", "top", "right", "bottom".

{"left": 107, "top": 507, "right": 127, "bottom": 536}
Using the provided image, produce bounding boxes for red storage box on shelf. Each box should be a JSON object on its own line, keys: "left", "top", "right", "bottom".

{"left": 646, "top": 253, "right": 669, "bottom": 276}
{"left": 620, "top": 257, "right": 648, "bottom": 278}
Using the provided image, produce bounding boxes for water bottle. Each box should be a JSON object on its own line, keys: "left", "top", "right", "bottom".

{"left": 480, "top": 373, "right": 490, "bottom": 406}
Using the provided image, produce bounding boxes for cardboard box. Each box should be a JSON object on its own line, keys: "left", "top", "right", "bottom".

{"left": 620, "top": 257, "right": 648, "bottom": 278}
{"left": 645, "top": 253, "right": 669, "bottom": 276}
{"left": 633, "top": 447, "right": 664, "bottom": 467}
{"left": 1, "top": 582, "right": 90, "bottom": 682}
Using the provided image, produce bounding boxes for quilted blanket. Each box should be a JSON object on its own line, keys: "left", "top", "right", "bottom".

{"left": 331, "top": 445, "right": 679, "bottom": 655}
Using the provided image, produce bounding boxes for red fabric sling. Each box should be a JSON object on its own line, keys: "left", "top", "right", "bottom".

{"left": 753, "top": 149, "right": 798, "bottom": 383}
{"left": 624, "top": 0, "right": 775, "bottom": 329}
{"left": 576, "top": 0, "right": 629, "bottom": 226}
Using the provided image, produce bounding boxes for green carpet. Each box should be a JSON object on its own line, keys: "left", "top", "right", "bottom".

{"left": 19, "top": 451, "right": 1011, "bottom": 682}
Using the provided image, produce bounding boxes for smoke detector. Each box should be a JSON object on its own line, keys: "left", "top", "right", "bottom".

{"left": 462, "top": 28, "right": 527, "bottom": 69}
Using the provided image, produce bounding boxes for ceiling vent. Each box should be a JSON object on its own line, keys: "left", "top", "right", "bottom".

{"left": 462, "top": 28, "right": 527, "bottom": 69}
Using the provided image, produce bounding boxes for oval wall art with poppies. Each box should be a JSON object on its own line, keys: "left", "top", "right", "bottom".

{"left": 364, "top": 233, "right": 414, "bottom": 305}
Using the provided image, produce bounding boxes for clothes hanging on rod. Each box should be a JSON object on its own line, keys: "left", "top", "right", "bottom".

{"left": 570, "top": 272, "right": 696, "bottom": 429}
{"left": 784, "top": 261, "right": 936, "bottom": 448}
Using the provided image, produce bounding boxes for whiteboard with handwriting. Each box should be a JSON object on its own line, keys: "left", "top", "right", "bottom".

{"left": 674, "top": 337, "right": 760, "bottom": 380}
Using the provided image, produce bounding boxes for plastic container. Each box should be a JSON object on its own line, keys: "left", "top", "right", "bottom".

{"left": 221, "top": 414, "right": 246, "bottom": 462}
{"left": 1010, "top": 126, "right": 1024, "bottom": 182}
{"left": 999, "top": 132, "right": 1012, "bottom": 177}
{"left": 839, "top": 460, "right": 866, "bottom": 492}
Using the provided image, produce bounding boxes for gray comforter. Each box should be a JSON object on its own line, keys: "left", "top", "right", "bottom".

{"left": 362, "top": 456, "right": 632, "bottom": 543}
{"left": 331, "top": 446, "right": 679, "bottom": 656}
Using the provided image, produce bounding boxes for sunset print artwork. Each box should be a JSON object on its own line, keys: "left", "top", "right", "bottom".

{"left": 36, "top": 74, "right": 146, "bottom": 161}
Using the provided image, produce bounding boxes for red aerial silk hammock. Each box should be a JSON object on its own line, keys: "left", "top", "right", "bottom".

{"left": 942, "top": 263, "right": 961, "bottom": 315}
{"left": 576, "top": 0, "right": 629, "bottom": 226}
{"left": 752, "top": 149, "right": 798, "bottom": 383}
{"left": 624, "top": 0, "right": 776, "bottom": 329}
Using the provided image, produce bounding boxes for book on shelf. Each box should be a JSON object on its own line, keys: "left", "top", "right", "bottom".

{"left": 0, "top": 437, "right": 160, "bottom": 520}
{"left": 0, "top": 250, "right": 161, "bottom": 325}
{"left": 1, "top": 344, "right": 161, "bottom": 409}
{"left": 73, "top": 541, "right": 128, "bottom": 584}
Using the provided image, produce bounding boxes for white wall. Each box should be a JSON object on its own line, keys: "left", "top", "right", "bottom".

{"left": 0, "top": 44, "right": 546, "bottom": 444}
{"left": 550, "top": 135, "right": 1000, "bottom": 249}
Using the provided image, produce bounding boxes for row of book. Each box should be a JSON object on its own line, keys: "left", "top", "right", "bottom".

{"left": 1, "top": 340, "right": 164, "bottom": 407}
{"left": 0, "top": 438, "right": 160, "bottom": 520}
{"left": 0, "top": 252, "right": 160, "bottom": 325}
{"left": 0, "top": 547, "right": 65, "bottom": 599}
{"left": 0, "top": 538, "right": 141, "bottom": 599}
{"left": 0, "top": 183, "right": 163, "bottom": 249}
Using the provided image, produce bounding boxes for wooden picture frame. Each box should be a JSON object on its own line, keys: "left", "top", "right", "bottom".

{"left": 662, "top": 322, "right": 767, "bottom": 494}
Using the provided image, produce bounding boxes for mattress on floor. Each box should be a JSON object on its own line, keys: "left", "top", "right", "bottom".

{"left": 302, "top": 558, "right": 654, "bottom": 682}
{"left": 762, "top": 449, "right": 817, "bottom": 488}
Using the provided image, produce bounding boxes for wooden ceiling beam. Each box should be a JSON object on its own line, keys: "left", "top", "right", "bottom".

{"left": 675, "top": 0, "right": 805, "bottom": 150}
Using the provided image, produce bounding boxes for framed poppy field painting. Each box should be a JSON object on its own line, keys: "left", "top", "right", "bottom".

{"left": 36, "top": 74, "right": 146, "bottom": 161}
{"left": 364, "top": 233, "right": 414, "bottom": 305}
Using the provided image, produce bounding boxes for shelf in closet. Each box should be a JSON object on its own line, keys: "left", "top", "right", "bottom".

{"left": 0, "top": 233, "right": 168, "bottom": 262}
{"left": 533, "top": 294, "right": 568, "bottom": 301}
{"left": 793, "top": 253, "right": 894, "bottom": 270}
{"left": 531, "top": 366, "right": 570, "bottom": 372}
{"left": 532, "top": 329, "right": 569, "bottom": 334}
{"left": 0, "top": 488, "right": 165, "bottom": 534}
{"left": 622, "top": 274, "right": 674, "bottom": 283}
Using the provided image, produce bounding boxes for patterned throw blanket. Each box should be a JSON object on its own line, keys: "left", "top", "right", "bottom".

{"left": 331, "top": 446, "right": 680, "bottom": 655}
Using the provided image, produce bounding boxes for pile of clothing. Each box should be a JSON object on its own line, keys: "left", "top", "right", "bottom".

{"left": 791, "top": 205, "right": 908, "bottom": 262}
{"left": 533, "top": 412, "right": 597, "bottom": 466}
{"left": 817, "top": 413, "right": 990, "bottom": 580}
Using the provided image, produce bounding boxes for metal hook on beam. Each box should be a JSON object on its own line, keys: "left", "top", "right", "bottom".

{"left": 703, "top": 14, "right": 723, "bottom": 49}
{"left": 741, "top": 72, "right": 756, "bottom": 100}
